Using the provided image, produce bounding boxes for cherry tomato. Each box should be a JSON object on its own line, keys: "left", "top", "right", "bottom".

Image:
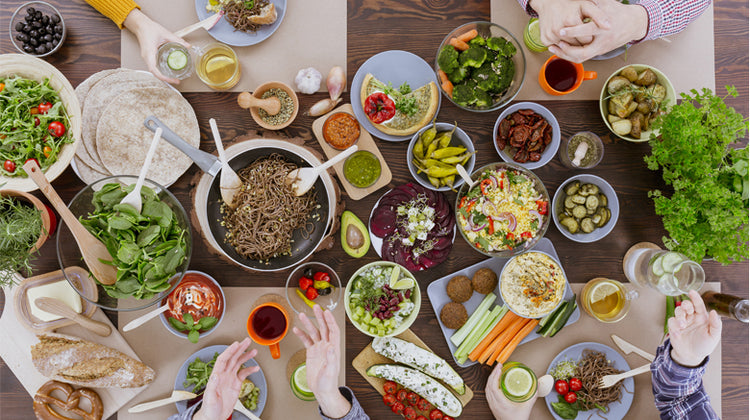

{"left": 30, "top": 107, "right": 39, "bottom": 115}
{"left": 47, "top": 121, "right": 66, "bottom": 137}
{"left": 383, "top": 381, "right": 398, "bottom": 395}
{"left": 416, "top": 397, "right": 432, "bottom": 412}
{"left": 363, "top": 92, "right": 396, "bottom": 124}
{"left": 34, "top": 117, "right": 40, "bottom": 127}
{"left": 43, "top": 145, "right": 52, "bottom": 158}
{"left": 25, "top": 158, "right": 40, "bottom": 168}
{"left": 38, "top": 102, "right": 52, "bottom": 114}
{"left": 396, "top": 389, "right": 408, "bottom": 402}
{"left": 0, "top": 83, "right": 4, "bottom": 93}
{"left": 305, "top": 287, "right": 319, "bottom": 300}
{"left": 404, "top": 406, "right": 417, "bottom": 420}
{"left": 313, "top": 271, "right": 330, "bottom": 282}
{"left": 383, "top": 393, "right": 397, "bottom": 407}
{"left": 391, "top": 401, "right": 405, "bottom": 414}
{"left": 406, "top": 391, "right": 419, "bottom": 406}
{"left": 565, "top": 391, "right": 578, "bottom": 403}
{"left": 443, "top": 417, "right": 455, "bottom": 420}
{"left": 416, "top": 416, "right": 428, "bottom": 420}
{"left": 555, "top": 379, "right": 569, "bottom": 395}
{"left": 569, "top": 377, "right": 583, "bottom": 392}
{"left": 429, "top": 409, "right": 444, "bottom": 420}
{"left": 44, "top": 204, "right": 57, "bottom": 236}
{"left": 3, "top": 160, "right": 16, "bottom": 173}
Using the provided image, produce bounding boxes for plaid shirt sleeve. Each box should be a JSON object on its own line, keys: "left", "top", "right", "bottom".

{"left": 633, "top": 0, "right": 712, "bottom": 41}
{"left": 650, "top": 339, "right": 719, "bottom": 420}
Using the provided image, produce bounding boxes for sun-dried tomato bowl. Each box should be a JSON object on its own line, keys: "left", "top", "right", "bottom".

{"left": 493, "top": 102, "right": 560, "bottom": 170}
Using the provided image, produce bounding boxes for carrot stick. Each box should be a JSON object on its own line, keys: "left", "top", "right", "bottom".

{"left": 457, "top": 29, "right": 479, "bottom": 43}
{"left": 441, "top": 80, "right": 454, "bottom": 97}
{"left": 438, "top": 69, "right": 449, "bottom": 85}
{"left": 480, "top": 317, "right": 529, "bottom": 364}
{"left": 495, "top": 319, "right": 540, "bottom": 365}
{"left": 449, "top": 37, "right": 470, "bottom": 51}
{"left": 467, "top": 311, "right": 520, "bottom": 361}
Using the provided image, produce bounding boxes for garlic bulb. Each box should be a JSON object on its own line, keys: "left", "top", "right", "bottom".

{"left": 295, "top": 67, "right": 322, "bottom": 94}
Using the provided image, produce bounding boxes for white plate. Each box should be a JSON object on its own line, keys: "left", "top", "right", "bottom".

{"left": 175, "top": 345, "right": 267, "bottom": 419}
{"left": 351, "top": 50, "right": 442, "bottom": 142}
{"left": 425, "top": 237, "right": 580, "bottom": 368}
{"left": 544, "top": 342, "right": 635, "bottom": 420}
{"left": 194, "top": 0, "right": 286, "bottom": 47}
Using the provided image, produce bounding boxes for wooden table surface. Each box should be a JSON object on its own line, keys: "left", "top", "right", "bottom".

{"left": 1, "top": 1, "right": 747, "bottom": 419}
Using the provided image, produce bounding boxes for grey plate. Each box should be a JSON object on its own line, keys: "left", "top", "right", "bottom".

{"left": 175, "top": 345, "right": 267, "bottom": 419}
{"left": 425, "top": 238, "right": 580, "bottom": 367}
{"left": 194, "top": 0, "right": 286, "bottom": 47}
{"left": 544, "top": 342, "right": 634, "bottom": 420}
{"left": 351, "top": 50, "right": 442, "bottom": 142}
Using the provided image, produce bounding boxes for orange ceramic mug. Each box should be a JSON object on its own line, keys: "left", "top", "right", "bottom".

{"left": 538, "top": 55, "right": 597, "bottom": 95}
{"left": 247, "top": 302, "right": 289, "bottom": 359}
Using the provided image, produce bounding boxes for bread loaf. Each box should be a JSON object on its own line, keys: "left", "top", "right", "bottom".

{"left": 31, "top": 334, "right": 155, "bottom": 388}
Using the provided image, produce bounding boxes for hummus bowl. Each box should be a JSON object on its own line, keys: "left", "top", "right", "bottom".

{"left": 499, "top": 251, "right": 567, "bottom": 318}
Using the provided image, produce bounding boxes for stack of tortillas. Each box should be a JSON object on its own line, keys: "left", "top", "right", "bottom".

{"left": 73, "top": 69, "right": 200, "bottom": 186}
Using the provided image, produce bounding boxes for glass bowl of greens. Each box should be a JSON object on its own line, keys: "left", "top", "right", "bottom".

{"left": 435, "top": 21, "right": 526, "bottom": 112}
{"left": 57, "top": 176, "right": 192, "bottom": 311}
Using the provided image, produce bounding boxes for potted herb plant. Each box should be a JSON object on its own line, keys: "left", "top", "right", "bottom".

{"left": 0, "top": 189, "right": 51, "bottom": 286}
{"left": 644, "top": 87, "right": 749, "bottom": 264}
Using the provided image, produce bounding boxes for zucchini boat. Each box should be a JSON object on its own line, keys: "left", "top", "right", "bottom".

{"left": 366, "top": 364, "right": 462, "bottom": 417}
{"left": 372, "top": 336, "right": 466, "bottom": 395}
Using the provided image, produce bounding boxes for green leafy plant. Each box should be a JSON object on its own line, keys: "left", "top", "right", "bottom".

{"left": 169, "top": 312, "right": 218, "bottom": 344}
{"left": 644, "top": 86, "right": 749, "bottom": 264}
{"left": 0, "top": 194, "right": 43, "bottom": 286}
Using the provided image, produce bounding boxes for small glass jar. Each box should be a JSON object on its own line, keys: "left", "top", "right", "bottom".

{"left": 344, "top": 150, "right": 381, "bottom": 188}
{"left": 559, "top": 131, "right": 604, "bottom": 169}
{"left": 500, "top": 362, "right": 538, "bottom": 403}
{"left": 157, "top": 42, "right": 193, "bottom": 80}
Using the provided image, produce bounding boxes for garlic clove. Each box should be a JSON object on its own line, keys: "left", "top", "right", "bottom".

{"left": 305, "top": 97, "right": 342, "bottom": 117}
{"left": 327, "top": 66, "right": 346, "bottom": 101}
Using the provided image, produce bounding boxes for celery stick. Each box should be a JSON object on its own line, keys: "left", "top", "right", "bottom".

{"left": 450, "top": 293, "right": 496, "bottom": 347}
{"left": 460, "top": 305, "right": 507, "bottom": 362}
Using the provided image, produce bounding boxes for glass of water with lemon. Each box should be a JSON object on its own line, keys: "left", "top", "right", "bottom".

{"left": 580, "top": 278, "right": 637, "bottom": 323}
{"left": 500, "top": 362, "right": 537, "bottom": 402}
{"left": 290, "top": 363, "right": 316, "bottom": 401}
{"left": 157, "top": 42, "right": 193, "bottom": 80}
{"left": 196, "top": 42, "right": 241, "bottom": 90}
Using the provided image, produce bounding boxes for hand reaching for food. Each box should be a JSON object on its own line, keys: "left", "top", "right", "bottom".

{"left": 123, "top": 9, "right": 190, "bottom": 85}
{"left": 668, "top": 290, "right": 722, "bottom": 367}
{"left": 193, "top": 338, "right": 259, "bottom": 420}
{"left": 528, "top": 0, "right": 610, "bottom": 47}
{"left": 486, "top": 362, "right": 553, "bottom": 420}
{"left": 293, "top": 305, "right": 352, "bottom": 419}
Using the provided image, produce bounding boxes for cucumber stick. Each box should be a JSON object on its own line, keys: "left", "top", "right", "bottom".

{"left": 450, "top": 293, "right": 495, "bottom": 347}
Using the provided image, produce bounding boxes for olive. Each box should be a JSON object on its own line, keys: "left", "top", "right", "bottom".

{"left": 29, "top": 38, "right": 38, "bottom": 46}
{"left": 32, "top": 20, "right": 42, "bottom": 28}
{"left": 303, "top": 268, "right": 314, "bottom": 278}
{"left": 23, "top": 23, "right": 32, "bottom": 33}
{"left": 27, "top": 7, "right": 36, "bottom": 14}
{"left": 34, "top": 11, "right": 42, "bottom": 19}
{"left": 55, "top": 24, "right": 63, "bottom": 34}
{"left": 42, "top": 15, "right": 49, "bottom": 25}
{"left": 35, "top": 45, "right": 47, "bottom": 55}
{"left": 53, "top": 33, "right": 61, "bottom": 40}
{"left": 46, "top": 25, "right": 54, "bottom": 33}
{"left": 15, "top": 22, "right": 24, "bottom": 31}
{"left": 45, "top": 41, "right": 53, "bottom": 50}
{"left": 43, "top": 34, "right": 52, "bottom": 42}
{"left": 16, "top": 33, "right": 28, "bottom": 42}
{"left": 25, "top": 14, "right": 33, "bottom": 22}
{"left": 318, "top": 287, "right": 332, "bottom": 296}
{"left": 23, "top": 44, "right": 33, "bottom": 53}
{"left": 29, "top": 29, "right": 38, "bottom": 38}
{"left": 52, "top": 14, "right": 60, "bottom": 23}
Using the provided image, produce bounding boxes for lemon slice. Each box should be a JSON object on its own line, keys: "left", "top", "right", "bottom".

{"left": 291, "top": 363, "right": 314, "bottom": 399}
{"left": 503, "top": 366, "right": 534, "bottom": 397}
{"left": 523, "top": 18, "right": 547, "bottom": 53}
{"left": 590, "top": 281, "right": 619, "bottom": 304}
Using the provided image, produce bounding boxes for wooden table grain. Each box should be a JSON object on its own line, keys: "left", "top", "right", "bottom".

{"left": 1, "top": 1, "right": 747, "bottom": 419}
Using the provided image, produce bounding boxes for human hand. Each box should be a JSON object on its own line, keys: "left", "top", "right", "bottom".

{"left": 529, "top": 0, "right": 610, "bottom": 46}
{"left": 485, "top": 362, "right": 553, "bottom": 420}
{"left": 668, "top": 289, "right": 722, "bottom": 367}
{"left": 194, "top": 338, "right": 259, "bottom": 420}
{"left": 549, "top": 0, "right": 648, "bottom": 63}
{"left": 293, "top": 305, "right": 350, "bottom": 418}
{"left": 123, "top": 9, "right": 190, "bottom": 84}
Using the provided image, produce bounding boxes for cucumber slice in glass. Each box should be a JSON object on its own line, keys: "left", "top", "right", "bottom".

{"left": 660, "top": 252, "right": 684, "bottom": 273}
{"left": 167, "top": 50, "right": 188, "bottom": 71}
{"left": 651, "top": 255, "right": 665, "bottom": 276}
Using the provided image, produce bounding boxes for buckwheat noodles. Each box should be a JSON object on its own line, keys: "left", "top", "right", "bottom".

{"left": 576, "top": 349, "right": 624, "bottom": 411}
{"left": 222, "top": 154, "right": 317, "bottom": 260}
{"left": 223, "top": 0, "right": 269, "bottom": 33}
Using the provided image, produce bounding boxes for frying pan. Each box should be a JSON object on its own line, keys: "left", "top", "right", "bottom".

{"left": 144, "top": 117, "right": 334, "bottom": 271}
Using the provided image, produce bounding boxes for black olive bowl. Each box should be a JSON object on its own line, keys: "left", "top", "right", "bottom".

{"left": 10, "top": 1, "right": 66, "bottom": 58}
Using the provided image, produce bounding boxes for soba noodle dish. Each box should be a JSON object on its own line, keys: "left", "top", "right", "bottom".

{"left": 221, "top": 154, "right": 318, "bottom": 261}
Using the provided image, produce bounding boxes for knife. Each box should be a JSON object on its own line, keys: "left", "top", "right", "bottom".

{"left": 174, "top": 11, "right": 224, "bottom": 38}
{"left": 128, "top": 390, "right": 197, "bottom": 413}
{"left": 611, "top": 334, "right": 655, "bottom": 362}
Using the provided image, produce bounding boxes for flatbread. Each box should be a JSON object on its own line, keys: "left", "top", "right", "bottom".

{"left": 81, "top": 70, "right": 165, "bottom": 169}
{"left": 73, "top": 155, "right": 109, "bottom": 185}
{"left": 360, "top": 73, "right": 439, "bottom": 136}
{"left": 95, "top": 86, "right": 199, "bottom": 186}
{"left": 74, "top": 69, "right": 124, "bottom": 171}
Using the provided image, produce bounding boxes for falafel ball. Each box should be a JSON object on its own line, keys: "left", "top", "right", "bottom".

{"left": 440, "top": 302, "right": 469, "bottom": 329}
{"left": 472, "top": 268, "right": 498, "bottom": 294}
{"left": 446, "top": 275, "right": 474, "bottom": 303}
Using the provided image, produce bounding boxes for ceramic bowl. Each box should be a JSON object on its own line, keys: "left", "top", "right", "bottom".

{"left": 552, "top": 174, "right": 620, "bottom": 243}
{"left": 493, "top": 102, "right": 560, "bottom": 170}
{"left": 407, "top": 122, "right": 476, "bottom": 191}
{"left": 160, "top": 270, "right": 225, "bottom": 340}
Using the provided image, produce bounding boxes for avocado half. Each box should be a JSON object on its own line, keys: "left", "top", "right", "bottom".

{"left": 341, "top": 210, "right": 370, "bottom": 258}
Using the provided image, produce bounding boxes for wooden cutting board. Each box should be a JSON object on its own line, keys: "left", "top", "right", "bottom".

{"left": 0, "top": 272, "right": 149, "bottom": 419}
{"left": 352, "top": 329, "right": 474, "bottom": 407}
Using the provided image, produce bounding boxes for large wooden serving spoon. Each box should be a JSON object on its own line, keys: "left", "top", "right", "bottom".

{"left": 34, "top": 297, "right": 112, "bottom": 336}
{"left": 23, "top": 160, "right": 118, "bottom": 285}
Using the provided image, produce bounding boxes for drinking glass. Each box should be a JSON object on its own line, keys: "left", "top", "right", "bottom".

{"left": 580, "top": 278, "right": 637, "bottom": 323}
{"left": 623, "top": 244, "right": 705, "bottom": 296}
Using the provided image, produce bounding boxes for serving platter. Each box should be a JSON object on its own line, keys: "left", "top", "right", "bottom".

{"left": 544, "top": 342, "right": 634, "bottom": 420}
{"left": 193, "top": 0, "right": 287, "bottom": 47}
{"left": 351, "top": 50, "right": 442, "bottom": 142}
{"left": 426, "top": 237, "right": 580, "bottom": 368}
{"left": 175, "top": 344, "right": 267, "bottom": 419}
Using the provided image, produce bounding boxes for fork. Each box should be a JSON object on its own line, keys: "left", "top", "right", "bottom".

{"left": 598, "top": 363, "right": 651, "bottom": 388}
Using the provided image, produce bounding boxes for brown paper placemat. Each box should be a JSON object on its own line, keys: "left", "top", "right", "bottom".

{"left": 523, "top": 282, "right": 721, "bottom": 419}
{"left": 117, "top": 287, "right": 346, "bottom": 420}
{"left": 121, "top": 1, "right": 347, "bottom": 93}
{"left": 490, "top": 0, "right": 715, "bottom": 100}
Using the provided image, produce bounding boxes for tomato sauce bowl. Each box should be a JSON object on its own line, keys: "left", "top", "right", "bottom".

{"left": 159, "top": 270, "right": 226, "bottom": 340}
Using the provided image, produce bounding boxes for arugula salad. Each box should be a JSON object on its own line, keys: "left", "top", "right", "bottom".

{"left": 80, "top": 183, "right": 188, "bottom": 300}
{"left": 0, "top": 76, "right": 73, "bottom": 176}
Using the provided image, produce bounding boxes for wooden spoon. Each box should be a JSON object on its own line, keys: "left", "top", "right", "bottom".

{"left": 128, "top": 390, "right": 197, "bottom": 413}
{"left": 119, "top": 127, "right": 162, "bottom": 213}
{"left": 34, "top": 297, "right": 111, "bottom": 336}
{"left": 285, "top": 144, "right": 358, "bottom": 196}
{"left": 122, "top": 304, "right": 170, "bottom": 332}
{"left": 209, "top": 118, "right": 242, "bottom": 208}
{"left": 23, "top": 160, "right": 118, "bottom": 285}
{"left": 237, "top": 91, "right": 281, "bottom": 115}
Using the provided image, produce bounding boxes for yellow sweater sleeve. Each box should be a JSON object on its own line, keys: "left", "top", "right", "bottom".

{"left": 84, "top": 0, "right": 140, "bottom": 29}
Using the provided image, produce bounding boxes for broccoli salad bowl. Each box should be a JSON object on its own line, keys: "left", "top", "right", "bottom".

{"left": 435, "top": 21, "right": 526, "bottom": 112}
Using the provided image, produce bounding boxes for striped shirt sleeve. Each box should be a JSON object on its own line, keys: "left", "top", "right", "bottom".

{"left": 650, "top": 339, "right": 719, "bottom": 420}
{"left": 629, "top": 0, "right": 712, "bottom": 42}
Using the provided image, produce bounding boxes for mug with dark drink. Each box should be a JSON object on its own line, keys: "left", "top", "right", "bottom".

{"left": 538, "top": 55, "right": 597, "bottom": 95}
{"left": 247, "top": 300, "right": 289, "bottom": 359}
